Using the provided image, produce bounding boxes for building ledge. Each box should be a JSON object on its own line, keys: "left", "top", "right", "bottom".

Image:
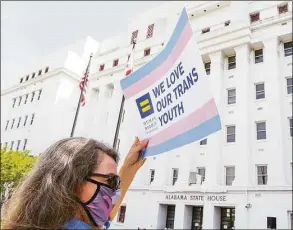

{"left": 1, "top": 68, "right": 81, "bottom": 96}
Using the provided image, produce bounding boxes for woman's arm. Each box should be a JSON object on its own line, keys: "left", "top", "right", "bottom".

{"left": 109, "top": 138, "right": 148, "bottom": 221}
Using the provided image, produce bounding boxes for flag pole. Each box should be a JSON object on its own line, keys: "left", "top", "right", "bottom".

{"left": 70, "top": 53, "right": 93, "bottom": 137}
{"left": 112, "top": 41, "right": 136, "bottom": 149}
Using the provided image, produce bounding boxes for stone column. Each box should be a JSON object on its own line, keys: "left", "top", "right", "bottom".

{"left": 205, "top": 51, "right": 225, "bottom": 187}
{"left": 232, "top": 44, "right": 252, "bottom": 186}
{"left": 173, "top": 202, "right": 185, "bottom": 229}
{"left": 263, "top": 37, "right": 286, "bottom": 186}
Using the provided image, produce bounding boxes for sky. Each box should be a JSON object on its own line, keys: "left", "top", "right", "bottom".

{"left": 1, "top": 1, "right": 164, "bottom": 89}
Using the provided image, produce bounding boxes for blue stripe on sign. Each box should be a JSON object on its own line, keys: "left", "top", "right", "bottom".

{"left": 120, "top": 8, "right": 189, "bottom": 90}
{"left": 143, "top": 115, "right": 222, "bottom": 158}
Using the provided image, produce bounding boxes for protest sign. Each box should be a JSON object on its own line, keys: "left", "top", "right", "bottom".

{"left": 120, "top": 8, "right": 221, "bottom": 157}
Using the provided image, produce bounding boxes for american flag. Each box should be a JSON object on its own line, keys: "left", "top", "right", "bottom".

{"left": 125, "top": 40, "right": 136, "bottom": 76}
{"left": 79, "top": 68, "right": 89, "bottom": 106}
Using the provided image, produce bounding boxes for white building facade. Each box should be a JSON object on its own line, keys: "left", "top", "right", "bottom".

{"left": 1, "top": 1, "right": 292, "bottom": 229}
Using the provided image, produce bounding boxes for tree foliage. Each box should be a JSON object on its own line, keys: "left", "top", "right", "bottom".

{"left": 0, "top": 148, "right": 38, "bottom": 200}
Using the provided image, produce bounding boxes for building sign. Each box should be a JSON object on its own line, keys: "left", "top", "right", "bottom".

{"left": 120, "top": 8, "right": 221, "bottom": 158}
{"left": 165, "top": 194, "right": 227, "bottom": 202}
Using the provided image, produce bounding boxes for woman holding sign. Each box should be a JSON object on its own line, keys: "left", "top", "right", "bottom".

{"left": 2, "top": 137, "right": 148, "bottom": 229}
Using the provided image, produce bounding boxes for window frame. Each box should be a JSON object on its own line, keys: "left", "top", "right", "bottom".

{"left": 17, "top": 117, "right": 21, "bottom": 128}
{"left": 200, "top": 138, "right": 207, "bottom": 146}
{"left": 16, "top": 140, "right": 21, "bottom": 151}
{"left": 146, "top": 24, "right": 154, "bottom": 39}
{"left": 150, "top": 169, "right": 155, "bottom": 184}
{"left": 278, "top": 3, "right": 288, "bottom": 14}
{"left": 38, "top": 89, "right": 42, "bottom": 100}
{"left": 256, "top": 121, "right": 266, "bottom": 140}
{"left": 250, "top": 12, "right": 260, "bottom": 23}
{"left": 11, "top": 119, "right": 15, "bottom": 129}
{"left": 32, "top": 72, "right": 36, "bottom": 79}
{"left": 113, "top": 59, "right": 119, "bottom": 67}
{"left": 18, "top": 96, "right": 22, "bottom": 106}
{"left": 99, "top": 64, "right": 105, "bottom": 71}
{"left": 30, "top": 113, "right": 35, "bottom": 125}
{"left": 130, "top": 30, "right": 138, "bottom": 44}
{"left": 31, "top": 92, "right": 35, "bottom": 102}
{"left": 254, "top": 49, "right": 263, "bottom": 63}
{"left": 24, "top": 94, "right": 28, "bottom": 104}
{"left": 226, "top": 125, "right": 236, "bottom": 143}
{"left": 25, "top": 75, "right": 29, "bottom": 81}
{"left": 23, "top": 139, "right": 28, "bottom": 151}
{"left": 38, "top": 69, "right": 42, "bottom": 76}
{"left": 228, "top": 56, "right": 236, "bottom": 70}
{"left": 205, "top": 62, "right": 211, "bottom": 75}
{"left": 286, "top": 77, "right": 292, "bottom": 94}
{"left": 227, "top": 88, "right": 236, "bottom": 105}
{"left": 5, "top": 120, "right": 9, "bottom": 131}
{"left": 12, "top": 98, "right": 16, "bottom": 108}
{"left": 45, "top": 67, "right": 49, "bottom": 73}
{"left": 289, "top": 117, "right": 292, "bottom": 137}
{"left": 257, "top": 165, "right": 268, "bottom": 185}
{"left": 144, "top": 48, "right": 151, "bottom": 57}
{"left": 24, "top": 115, "right": 28, "bottom": 127}
{"left": 10, "top": 141, "right": 14, "bottom": 150}
{"left": 172, "top": 168, "right": 179, "bottom": 185}
{"left": 20, "top": 78, "right": 23, "bottom": 83}
{"left": 225, "top": 166, "right": 235, "bottom": 186}
{"left": 284, "top": 41, "right": 293, "bottom": 57}
{"left": 255, "top": 82, "right": 265, "bottom": 100}
{"left": 202, "top": 27, "right": 210, "bottom": 34}
{"left": 197, "top": 167, "right": 206, "bottom": 182}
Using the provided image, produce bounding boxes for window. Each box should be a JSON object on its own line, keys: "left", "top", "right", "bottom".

{"left": 227, "top": 89, "right": 236, "bottom": 104}
{"left": 11, "top": 119, "right": 15, "bottom": 129}
{"left": 4, "top": 142, "right": 8, "bottom": 149}
{"left": 225, "top": 166, "right": 235, "bottom": 186}
{"left": 221, "top": 207, "right": 235, "bottom": 230}
{"left": 32, "top": 72, "right": 35, "bottom": 78}
{"left": 144, "top": 48, "right": 151, "bottom": 57}
{"left": 20, "top": 78, "right": 23, "bottom": 83}
{"left": 45, "top": 67, "right": 49, "bottom": 73}
{"left": 18, "top": 96, "right": 22, "bottom": 106}
{"left": 225, "top": 20, "right": 231, "bottom": 26}
{"left": 278, "top": 3, "right": 288, "bottom": 14}
{"left": 227, "top": 125, "right": 236, "bottom": 143}
{"left": 16, "top": 140, "right": 21, "bottom": 151}
{"left": 166, "top": 205, "right": 176, "bottom": 229}
{"left": 202, "top": 27, "right": 210, "bottom": 34}
{"left": 99, "top": 64, "right": 105, "bottom": 71}
{"left": 25, "top": 75, "right": 29, "bottom": 81}
{"left": 130, "top": 30, "right": 138, "bottom": 44}
{"left": 113, "top": 59, "right": 119, "bottom": 67}
{"left": 200, "top": 138, "right": 207, "bottom": 145}
{"left": 30, "top": 114, "right": 35, "bottom": 125}
{"left": 5, "top": 120, "right": 9, "bottom": 131}
{"left": 189, "top": 172, "right": 197, "bottom": 185}
{"left": 172, "top": 168, "right": 178, "bottom": 185}
{"left": 205, "top": 62, "right": 211, "bottom": 75}
{"left": 287, "top": 77, "right": 292, "bottom": 94}
{"left": 257, "top": 165, "right": 268, "bottom": 185}
{"left": 146, "top": 24, "right": 154, "bottom": 38}
{"left": 17, "top": 117, "right": 21, "bottom": 128}
{"left": 117, "top": 205, "right": 126, "bottom": 223}
{"left": 255, "top": 49, "right": 263, "bottom": 63}
{"left": 12, "top": 98, "right": 16, "bottom": 108}
{"left": 31, "top": 92, "right": 35, "bottom": 102}
{"left": 23, "top": 139, "right": 28, "bottom": 151}
{"left": 150, "top": 169, "right": 155, "bottom": 184}
{"left": 256, "top": 121, "right": 266, "bottom": 140}
{"left": 289, "top": 117, "right": 292, "bottom": 137}
{"left": 10, "top": 141, "right": 14, "bottom": 150}
{"left": 228, "top": 56, "right": 236, "bottom": 69}
{"left": 197, "top": 167, "right": 206, "bottom": 182}
{"left": 24, "top": 94, "right": 28, "bottom": 104}
{"left": 38, "top": 89, "right": 42, "bottom": 100}
{"left": 284, "top": 41, "right": 293, "bottom": 57}
{"left": 267, "top": 217, "right": 277, "bottom": 229}
{"left": 255, "top": 83, "right": 265, "bottom": 99}
{"left": 24, "top": 115, "right": 28, "bottom": 127}
{"left": 38, "top": 69, "right": 42, "bottom": 75}
{"left": 250, "top": 12, "right": 260, "bottom": 23}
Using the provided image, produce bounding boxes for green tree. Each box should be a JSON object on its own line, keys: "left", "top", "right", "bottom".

{"left": 0, "top": 148, "right": 38, "bottom": 204}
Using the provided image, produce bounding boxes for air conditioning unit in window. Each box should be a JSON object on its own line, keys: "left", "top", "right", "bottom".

{"left": 188, "top": 172, "right": 203, "bottom": 185}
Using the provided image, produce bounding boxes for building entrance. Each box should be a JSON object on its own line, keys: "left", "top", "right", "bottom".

{"left": 191, "top": 206, "right": 203, "bottom": 230}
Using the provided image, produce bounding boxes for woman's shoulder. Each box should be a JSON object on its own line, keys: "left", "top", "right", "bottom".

{"left": 63, "top": 218, "right": 93, "bottom": 229}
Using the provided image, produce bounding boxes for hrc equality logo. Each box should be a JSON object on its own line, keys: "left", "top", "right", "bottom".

{"left": 136, "top": 93, "right": 154, "bottom": 119}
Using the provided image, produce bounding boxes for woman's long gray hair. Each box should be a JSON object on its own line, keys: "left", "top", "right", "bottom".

{"left": 2, "top": 137, "right": 119, "bottom": 229}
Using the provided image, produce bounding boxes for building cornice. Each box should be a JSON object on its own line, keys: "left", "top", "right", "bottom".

{"left": 1, "top": 68, "right": 81, "bottom": 96}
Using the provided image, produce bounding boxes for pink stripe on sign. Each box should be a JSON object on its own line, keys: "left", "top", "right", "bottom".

{"left": 124, "top": 23, "right": 193, "bottom": 99}
{"left": 148, "top": 99, "right": 218, "bottom": 147}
